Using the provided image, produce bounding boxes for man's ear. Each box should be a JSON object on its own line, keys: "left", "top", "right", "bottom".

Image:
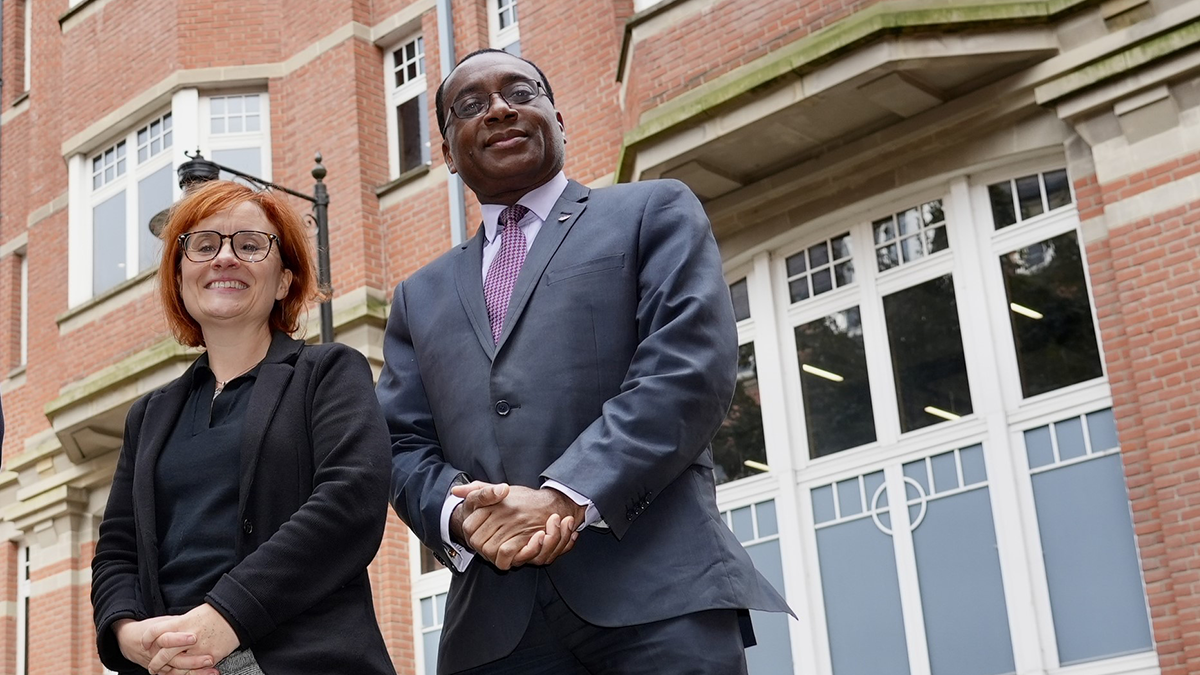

{"left": 442, "top": 139, "right": 457, "bottom": 175}
{"left": 557, "top": 111, "right": 566, "bottom": 145}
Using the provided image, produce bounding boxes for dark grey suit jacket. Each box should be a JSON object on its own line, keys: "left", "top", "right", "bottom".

{"left": 92, "top": 333, "right": 395, "bottom": 675}
{"left": 379, "top": 179, "right": 791, "bottom": 674}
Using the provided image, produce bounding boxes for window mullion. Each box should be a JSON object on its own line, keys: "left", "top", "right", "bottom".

{"left": 857, "top": 215, "right": 901, "bottom": 447}
{"left": 884, "top": 463, "right": 932, "bottom": 675}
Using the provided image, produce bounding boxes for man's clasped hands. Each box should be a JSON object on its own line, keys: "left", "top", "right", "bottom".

{"left": 449, "top": 481, "right": 588, "bottom": 571}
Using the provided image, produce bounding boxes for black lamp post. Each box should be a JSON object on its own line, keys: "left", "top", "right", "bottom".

{"left": 158, "top": 150, "right": 335, "bottom": 344}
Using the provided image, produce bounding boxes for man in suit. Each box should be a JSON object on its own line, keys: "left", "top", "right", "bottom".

{"left": 378, "top": 49, "right": 791, "bottom": 674}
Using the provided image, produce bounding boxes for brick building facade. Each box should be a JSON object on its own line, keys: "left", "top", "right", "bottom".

{"left": 1, "top": 0, "right": 1198, "bottom": 674}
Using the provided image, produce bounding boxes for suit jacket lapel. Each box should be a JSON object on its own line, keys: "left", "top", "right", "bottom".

{"left": 132, "top": 372, "right": 192, "bottom": 614}
{"left": 495, "top": 180, "right": 591, "bottom": 352}
{"left": 236, "top": 333, "right": 299, "bottom": 524}
{"left": 454, "top": 229, "right": 496, "bottom": 359}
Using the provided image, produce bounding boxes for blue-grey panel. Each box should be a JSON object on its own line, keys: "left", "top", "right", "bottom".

{"left": 213, "top": 147, "right": 263, "bottom": 186}
{"left": 864, "top": 471, "right": 886, "bottom": 509}
{"left": 423, "top": 631, "right": 441, "bottom": 675}
{"left": 731, "top": 506, "right": 754, "bottom": 543}
{"left": 93, "top": 192, "right": 127, "bottom": 295}
{"left": 138, "top": 165, "right": 173, "bottom": 271}
{"left": 1086, "top": 409, "right": 1119, "bottom": 452}
{"left": 1055, "top": 418, "right": 1087, "bottom": 462}
{"left": 812, "top": 485, "right": 836, "bottom": 524}
{"left": 931, "top": 452, "right": 959, "bottom": 494}
{"left": 420, "top": 597, "right": 434, "bottom": 628}
{"left": 817, "top": 518, "right": 910, "bottom": 675}
{"left": 837, "top": 479, "right": 863, "bottom": 518}
{"left": 1024, "top": 426, "right": 1054, "bottom": 469}
{"left": 1032, "top": 454, "right": 1152, "bottom": 664}
{"left": 913, "top": 489, "right": 1015, "bottom": 675}
{"left": 903, "top": 459, "right": 929, "bottom": 496}
{"left": 960, "top": 444, "right": 987, "bottom": 486}
{"left": 757, "top": 500, "right": 778, "bottom": 538}
{"left": 746, "top": 538, "right": 794, "bottom": 674}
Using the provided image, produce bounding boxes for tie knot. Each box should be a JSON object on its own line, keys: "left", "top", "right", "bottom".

{"left": 500, "top": 204, "right": 530, "bottom": 231}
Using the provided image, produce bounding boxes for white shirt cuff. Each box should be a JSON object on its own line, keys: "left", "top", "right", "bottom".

{"left": 542, "top": 480, "right": 608, "bottom": 530}
{"left": 439, "top": 492, "right": 474, "bottom": 572}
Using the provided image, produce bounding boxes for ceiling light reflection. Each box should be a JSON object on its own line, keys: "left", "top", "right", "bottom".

{"left": 1009, "top": 302, "right": 1044, "bottom": 320}
{"left": 744, "top": 460, "right": 771, "bottom": 473}
{"left": 802, "top": 364, "right": 844, "bottom": 382}
{"left": 924, "top": 406, "right": 961, "bottom": 421}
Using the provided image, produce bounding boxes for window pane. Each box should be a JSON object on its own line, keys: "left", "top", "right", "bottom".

{"left": 812, "top": 268, "right": 833, "bottom": 295}
{"left": 1000, "top": 231, "right": 1103, "bottom": 398}
{"left": 398, "top": 92, "right": 431, "bottom": 173}
{"left": 834, "top": 261, "right": 854, "bottom": 286}
{"left": 788, "top": 279, "right": 809, "bottom": 302}
{"left": 1055, "top": 417, "right": 1087, "bottom": 462}
{"left": 1086, "top": 409, "right": 1119, "bottom": 451}
{"left": 423, "top": 631, "right": 440, "bottom": 675}
{"left": 883, "top": 275, "right": 973, "bottom": 432}
{"left": 1044, "top": 169, "right": 1072, "bottom": 210}
{"left": 817, "top": 518, "right": 910, "bottom": 675}
{"left": 729, "top": 278, "right": 751, "bottom": 322}
{"left": 1015, "top": 174, "right": 1044, "bottom": 220}
{"left": 1031, "top": 454, "right": 1152, "bottom": 663}
{"left": 93, "top": 192, "right": 128, "bottom": 295}
{"left": 1024, "top": 425, "right": 1054, "bottom": 469}
{"left": 785, "top": 252, "right": 806, "bottom": 276}
{"left": 988, "top": 182, "right": 1017, "bottom": 230}
{"left": 730, "top": 506, "right": 754, "bottom": 543}
{"left": 812, "top": 485, "right": 837, "bottom": 524}
{"left": 795, "top": 307, "right": 876, "bottom": 457}
{"left": 913, "top": 487, "right": 1015, "bottom": 675}
{"left": 808, "top": 241, "right": 829, "bottom": 268}
{"left": 757, "top": 500, "right": 778, "bottom": 537}
{"left": 212, "top": 148, "right": 263, "bottom": 186}
{"left": 138, "top": 165, "right": 173, "bottom": 272}
{"left": 711, "top": 343, "right": 767, "bottom": 485}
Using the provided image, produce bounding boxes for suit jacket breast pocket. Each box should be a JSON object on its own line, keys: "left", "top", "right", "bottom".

{"left": 545, "top": 253, "right": 626, "bottom": 285}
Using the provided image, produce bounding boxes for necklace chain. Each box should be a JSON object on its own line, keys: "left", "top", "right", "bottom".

{"left": 213, "top": 363, "right": 257, "bottom": 399}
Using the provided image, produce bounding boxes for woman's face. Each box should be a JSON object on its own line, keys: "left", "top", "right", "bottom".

{"left": 179, "top": 201, "right": 293, "bottom": 335}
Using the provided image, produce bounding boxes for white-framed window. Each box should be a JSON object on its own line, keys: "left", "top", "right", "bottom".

{"left": 384, "top": 34, "right": 431, "bottom": 179}
{"left": 756, "top": 157, "right": 1154, "bottom": 675}
{"left": 86, "top": 111, "right": 175, "bottom": 297}
{"left": 22, "top": 0, "right": 32, "bottom": 92}
{"left": 201, "top": 92, "right": 272, "bottom": 184}
{"left": 19, "top": 250, "right": 29, "bottom": 367}
{"left": 16, "top": 543, "right": 30, "bottom": 675}
{"left": 489, "top": 0, "right": 520, "bottom": 55}
{"left": 68, "top": 90, "right": 270, "bottom": 306}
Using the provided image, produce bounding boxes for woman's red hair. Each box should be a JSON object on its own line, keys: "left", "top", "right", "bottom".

{"left": 157, "top": 180, "right": 321, "bottom": 348}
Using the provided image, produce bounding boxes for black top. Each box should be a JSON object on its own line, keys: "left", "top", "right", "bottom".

{"left": 155, "top": 358, "right": 256, "bottom": 614}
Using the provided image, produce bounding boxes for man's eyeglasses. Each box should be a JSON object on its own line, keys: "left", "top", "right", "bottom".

{"left": 178, "top": 230, "right": 279, "bottom": 263}
{"left": 448, "top": 79, "right": 546, "bottom": 123}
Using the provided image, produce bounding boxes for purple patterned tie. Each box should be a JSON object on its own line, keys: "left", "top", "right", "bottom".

{"left": 484, "top": 204, "right": 530, "bottom": 344}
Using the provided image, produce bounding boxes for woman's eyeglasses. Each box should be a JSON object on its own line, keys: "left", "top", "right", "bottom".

{"left": 178, "top": 230, "right": 279, "bottom": 263}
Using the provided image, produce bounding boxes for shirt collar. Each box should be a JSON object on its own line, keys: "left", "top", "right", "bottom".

{"left": 481, "top": 171, "right": 569, "bottom": 244}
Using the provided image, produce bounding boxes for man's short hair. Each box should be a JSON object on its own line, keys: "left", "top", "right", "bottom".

{"left": 435, "top": 49, "right": 555, "bottom": 134}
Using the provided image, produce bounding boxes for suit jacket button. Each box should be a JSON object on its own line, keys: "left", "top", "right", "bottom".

{"left": 243, "top": 520, "right": 253, "bottom": 535}
{"left": 495, "top": 400, "right": 511, "bottom": 416}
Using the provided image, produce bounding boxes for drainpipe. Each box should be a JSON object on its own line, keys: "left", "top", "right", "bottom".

{"left": 436, "top": 0, "right": 468, "bottom": 246}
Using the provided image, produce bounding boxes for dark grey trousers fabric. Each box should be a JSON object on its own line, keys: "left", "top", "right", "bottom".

{"left": 455, "top": 572, "right": 750, "bottom": 675}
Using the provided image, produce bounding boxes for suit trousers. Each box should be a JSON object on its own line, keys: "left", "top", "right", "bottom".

{"left": 454, "top": 571, "right": 750, "bottom": 675}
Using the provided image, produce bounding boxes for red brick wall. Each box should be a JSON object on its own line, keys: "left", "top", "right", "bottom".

{"left": 1087, "top": 197, "right": 1200, "bottom": 675}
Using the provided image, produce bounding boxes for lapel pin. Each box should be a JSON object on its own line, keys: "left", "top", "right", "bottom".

{"left": 558, "top": 213, "right": 572, "bottom": 222}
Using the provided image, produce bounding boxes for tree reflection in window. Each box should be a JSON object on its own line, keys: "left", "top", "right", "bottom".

{"left": 712, "top": 343, "right": 768, "bottom": 485}
{"left": 795, "top": 307, "right": 877, "bottom": 458}
{"left": 1000, "top": 231, "right": 1103, "bottom": 397}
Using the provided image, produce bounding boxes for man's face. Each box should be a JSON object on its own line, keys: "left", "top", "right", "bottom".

{"left": 441, "top": 52, "right": 565, "bottom": 204}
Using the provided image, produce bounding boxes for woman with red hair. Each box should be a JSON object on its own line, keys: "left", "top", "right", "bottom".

{"left": 91, "top": 180, "right": 395, "bottom": 675}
